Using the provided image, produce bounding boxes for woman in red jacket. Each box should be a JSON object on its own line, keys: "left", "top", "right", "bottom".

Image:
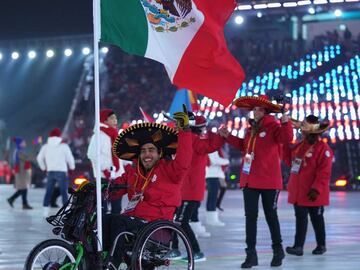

{"left": 219, "top": 95, "right": 293, "bottom": 268}
{"left": 283, "top": 115, "right": 333, "bottom": 256}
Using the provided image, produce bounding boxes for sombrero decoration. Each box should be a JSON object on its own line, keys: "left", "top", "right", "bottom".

{"left": 233, "top": 95, "right": 284, "bottom": 113}
{"left": 113, "top": 122, "right": 178, "bottom": 161}
{"left": 291, "top": 115, "right": 330, "bottom": 134}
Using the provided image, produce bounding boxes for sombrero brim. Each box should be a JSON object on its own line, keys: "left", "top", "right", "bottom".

{"left": 291, "top": 119, "right": 330, "bottom": 134}
{"left": 113, "top": 122, "right": 178, "bottom": 161}
{"left": 234, "top": 96, "right": 284, "bottom": 113}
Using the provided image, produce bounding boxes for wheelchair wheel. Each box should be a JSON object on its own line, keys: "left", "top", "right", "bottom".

{"left": 24, "top": 239, "right": 85, "bottom": 270}
{"left": 131, "top": 221, "right": 194, "bottom": 270}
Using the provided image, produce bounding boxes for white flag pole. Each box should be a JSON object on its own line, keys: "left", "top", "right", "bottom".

{"left": 93, "top": 0, "right": 103, "bottom": 251}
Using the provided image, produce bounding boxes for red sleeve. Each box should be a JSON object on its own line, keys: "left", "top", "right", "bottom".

{"left": 193, "top": 132, "right": 224, "bottom": 155}
{"left": 225, "top": 134, "right": 245, "bottom": 152}
{"left": 311, "top": 144, "right": 333, "bottom": 193}
{"left": 282, "top": 143, "right": 293, "bottom": 167}
{"left": 166, "top": 130, "right": 193, "bottom": 183}
{"left": 273, "top": 121, "right": 294, "bottom": 144}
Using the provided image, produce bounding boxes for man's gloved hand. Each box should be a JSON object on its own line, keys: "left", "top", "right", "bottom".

{"left": 307, "top": 188, "right": 319, "bottom": 202}
{"left": 173, "top": 112, "right": 189, "bottom": 130}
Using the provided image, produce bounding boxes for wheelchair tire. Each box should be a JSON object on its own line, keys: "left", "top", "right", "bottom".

{"left": 130, "top": 220, "right": 194, "bottom": 270}
{"left": 24, "top": 239, "right": 85, "bottom": 270}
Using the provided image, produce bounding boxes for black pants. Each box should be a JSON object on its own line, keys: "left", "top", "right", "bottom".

{"left": 243, "top": 187, "right": 282, "bottom": 250}
{"left": 8, "top": 189, "right": 28, "bottom": 205}
{"left": 173, "top": 201, "right": 201, "bottom": 253}
{"left": 206, "top": 178, "right": 220, "bottom": 211}
{"left": 103, "top": 214, "right": 148, "bottom": 266}
{"left": 293, "top": 205, "right": 326, "bottom": 247}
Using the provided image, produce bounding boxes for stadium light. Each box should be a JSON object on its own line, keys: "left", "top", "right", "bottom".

{"left": 82, "top": 47, "right": 91, "bottom": 55}
{"left": 254, "top": 4, "right": 268, "bottom": 9}
{"left": 28, "top": 50, "right": 37, "bottom": 59}
{"left": 11, "top": 51, "right": 20, "bottom": 60}
{"left": 237, "top": 5, "right": 252, "bottom": 10}
{"left": 267, "top": 2, "right": 281, "bottom": 8}
{"left": 330, "top": 0, "right": 344, "bottom": 2}
{"left": 64, "top": 48, "right": 73, "bottom": 57}
{"left": 0, "top": 53, "right": 2, "bottom": 60}
{"left": 101, "top": 47, "right": 109, "bottom": 54}
{"left": 313, "top": 0, "right": 328, "bottom": 4}
{"left": 283, "top": 2, "right": 298, "bottom": 7}
{"left": 257, "top": 12, "right": 263, "bottom": 18}
{"left": 235, "top": 15, "right": 244, "bottom": 25}
{"left": 334, "top": 9, "right": 343, "bottom": 17}
{"left": 46, "top": 49, "right": 55, "bottom": 58}
{"left": 308, "top": 7, "right": 316, "bottom": 14}
{"left": 297, "top": 0, "right": 312, "bottom": 5}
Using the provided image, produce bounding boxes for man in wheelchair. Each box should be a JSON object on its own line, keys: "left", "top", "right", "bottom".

{"left": 103, "top": 110, "right": 192, "bottom": 268}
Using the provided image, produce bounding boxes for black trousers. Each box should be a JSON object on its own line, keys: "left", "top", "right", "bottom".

{"left": 243, "top": 187, "right": 282, "bottom": 250}
{"left": 8, "top": 189, "right": 28, "bottom": 205}
{"left": 293, "top": 205, "right": 326, "bottom": 247}
{"left": 103, "top": 214, "right": 148, "bottom": 266}
{"left": 173, "top": 200, "right": 201, "bottom": 253}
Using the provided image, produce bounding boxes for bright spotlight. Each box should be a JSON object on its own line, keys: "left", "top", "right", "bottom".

{"left": 101, "top": 47, "right": 109, "bottom": 54}
{"left": 257, "top": 12, "right": 263, "bottom": 18}
{"left": 235, "top": 15, "right": 244, "bottom": 25}
{"left": 334, "top": 9, "right": 342, "bottom": 17}
{"left": 11, "top": 52, "right": 20, "bottom": 60}
{"left": 308, "top": 7, "right": 316, "bottom": 14}
{"left": 0, "top": 53, "right": 2, "bottom": 60}
{"left": 64, "top": 48, "right": 73, "bottom": 57}
{"left": 46, "top": 50, "right": 55, "bottom": 58}
{"left": 82, "top": 47, "right": 91, "bottom": 55}
{"left": 28, "top": 50, "right": 37, "bottom": 59}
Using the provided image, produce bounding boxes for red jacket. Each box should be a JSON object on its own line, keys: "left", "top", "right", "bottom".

{"left": 181, "top": 132, "right": 224, "bottom": 201}
{"left": 226, "top": 115, "right": 293, "bottom": 189}
{"left": 112, "top": 130, "right": 192, "bottom": 221}
{"left": 283, "top": 140, "right": 333, "bottom": 206}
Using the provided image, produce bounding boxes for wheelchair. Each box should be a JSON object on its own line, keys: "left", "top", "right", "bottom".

{"left": 24, "top": 181, "right": 194, "bottom": 270}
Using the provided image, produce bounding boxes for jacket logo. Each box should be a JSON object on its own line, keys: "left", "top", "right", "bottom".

{"left": 151, "top": 174, "right": 158, "bottom": 183}
{"left": 259, "top": 131, "right": 266, "bottom": 138}
{"left": 325, "top": 150, "right": 331, "bottom": 158}
{"left": 141, "top": 0, "right": 196, "bottom": 33}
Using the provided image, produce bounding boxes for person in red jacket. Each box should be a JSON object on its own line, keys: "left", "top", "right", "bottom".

{"left": 170, "top": 115, "right": 225, "bottom": 262}
{"left": 219, "top": 95, "right": 293, "bottom": 268}
{"left": 103, "top": 112, "right": 192, "bottom": 268}
{"left": 283, "top": 115, "right": 333, "bottom": 256}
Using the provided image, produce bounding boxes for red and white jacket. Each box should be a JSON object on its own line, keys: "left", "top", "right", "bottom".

{"left": 283, "top": 140, "right": 333, "bottom": 206}
{"left": 226, "top": 115, "right": 293, "bottom": 189}
{"left": 111, "top": 130, "right": 192, "bottom": 221}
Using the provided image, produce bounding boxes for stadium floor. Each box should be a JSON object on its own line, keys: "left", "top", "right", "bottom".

{"left": 0, "top": 185, "right": 359, "bottom": 270}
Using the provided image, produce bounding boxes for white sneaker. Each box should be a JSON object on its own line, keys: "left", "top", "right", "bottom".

{"left": 206, "top": 211, "right": 225, "bottom": 226}
{"left": 190, "top": 222, "right": 211, "bottom": 237}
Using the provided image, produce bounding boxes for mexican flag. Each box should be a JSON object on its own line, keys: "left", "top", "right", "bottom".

{"left": 100, "top": 0, "right": 245, "bottom": 106}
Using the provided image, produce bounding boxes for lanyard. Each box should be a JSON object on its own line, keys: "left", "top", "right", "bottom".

{"left": 246, "top": 134, "right": 257, "bottom": 155}
{"left": 134, "top": 162, "right": 155, "bottom": 193}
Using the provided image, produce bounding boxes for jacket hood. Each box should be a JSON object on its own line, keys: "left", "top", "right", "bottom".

{"left": 47, "top": 136, "right": 62, "bottom": 145}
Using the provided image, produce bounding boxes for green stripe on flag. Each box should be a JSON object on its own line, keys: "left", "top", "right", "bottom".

{"left": 100, "top": 0, "right": 148, "bottom": 56}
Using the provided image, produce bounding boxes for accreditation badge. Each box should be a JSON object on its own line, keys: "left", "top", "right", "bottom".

{"left": 291, "top": 158, "right": 302, "bottom": 174}
{"left": 242, "top": 153, "right": 254, "bottom": 175}
{"left": 123, "top": 192, "right": 144, "bottom": 213}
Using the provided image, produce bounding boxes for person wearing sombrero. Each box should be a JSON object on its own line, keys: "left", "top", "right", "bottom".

{"left": 283, "top": 115, "right": 333, "bottom": 257}
{"left": 102, "top": 111, "right": 192, "bottom": 268}
{"left": 218, "top": 95, "right": 293, "bottom": 268}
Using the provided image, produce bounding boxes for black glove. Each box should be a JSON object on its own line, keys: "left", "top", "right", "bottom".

{"left": 307, "top": 188, "right": 319, "bottom": 202}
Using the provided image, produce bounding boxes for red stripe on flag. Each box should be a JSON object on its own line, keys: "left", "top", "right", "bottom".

{"left": 173, "top": 0, "right": 245, "bottom": 106}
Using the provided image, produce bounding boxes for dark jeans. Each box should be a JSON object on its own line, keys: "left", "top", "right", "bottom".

{"left": 173, "top": 201, "right": 201, "bottom": 253}
{"left": 206, "top": 178, "right": 220, "bottom": 211}
{"left": 103, "top": 214, "right": 148, "bottom": 266}
{"left": 243, "top": 187, "right": 282, "bottom": 250}
{"left": 9, "top": 189, "right": 28, "bottom": 205}
{"left": 43, "top": 172, "right": 68, "bottom": 207}
{"left": 293, "top": 205, "right": 326, "bottom": 247}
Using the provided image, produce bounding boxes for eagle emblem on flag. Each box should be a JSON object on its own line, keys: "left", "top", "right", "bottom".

{"left": 140, "top": 0, "right": 196, "bottom": 32}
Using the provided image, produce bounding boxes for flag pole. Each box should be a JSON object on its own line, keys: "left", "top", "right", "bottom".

{"left": 93, "top": 0, "right": 103, "bottom": 252}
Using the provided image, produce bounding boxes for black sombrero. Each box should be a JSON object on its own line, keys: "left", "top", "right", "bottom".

{"left": 113, "top": 122, "right": 178, "bottom": 161}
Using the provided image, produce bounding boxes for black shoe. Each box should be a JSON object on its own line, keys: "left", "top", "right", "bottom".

{"left": 271, "top": 245, "right": 285, "bottom": 267}
{"left": 23, "top": 204, "right": 33, "bottom": 210}
{"left": 50, "top": 203, "right": 59, "bottom": 208}
{"left": 241, "top": 248, "right": 258, "bottom": 268}
{"left": 7, "top": 198, "right": 14, "bottom": 208}
{"left": 312, "top": 246, "right": 326, "bottom": 255}
{"left": 286, "top": 246, "right": 303, "bottom": 256}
